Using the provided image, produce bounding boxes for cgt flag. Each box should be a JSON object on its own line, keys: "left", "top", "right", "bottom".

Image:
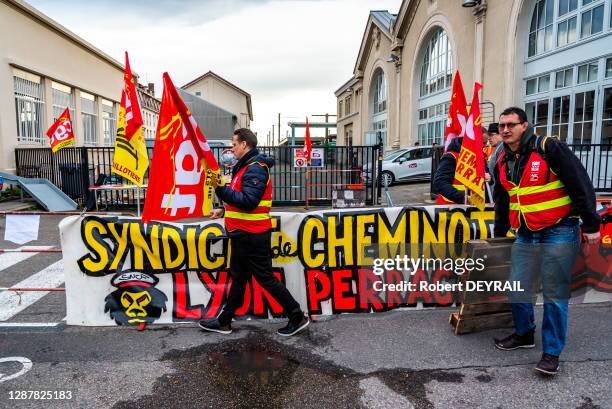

{"left": 444, "top": 71, "right": 468, "bottom": 151}
{"left": 454, "top": 83, "right": 486, "bottom": 210}
{"left": 141, "top": 72, "right": 222, "bottom": 223}
{"left": 112, "top": 51, "right": 149, "bottom": 186}
{"left": 46, "top": 107, "right": 75, "bottom": 153}
{"left": 303, "top": 117, "right": 312, "bottom": 164}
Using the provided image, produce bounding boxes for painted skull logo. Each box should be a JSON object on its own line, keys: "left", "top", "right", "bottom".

{"left": 104, "top": 271, "right": 168, "bottom": 326}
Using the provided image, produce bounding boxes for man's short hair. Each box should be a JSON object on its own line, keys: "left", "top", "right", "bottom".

{"left": 500, "top": 107, "right": 528, "bottom": 123}
{"left": 233, "top": 128, "right": 257, "bottom": 148}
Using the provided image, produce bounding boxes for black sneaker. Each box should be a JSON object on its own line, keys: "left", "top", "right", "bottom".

{"left": 494, "top": 331, "right": 535, "bottom": 351}
{"left": 198, "top": 318, "right": 232, "bottom": 335}
{"left": 277, "top": 316, "right": 310, "bottom": 337}
{"left": 534, "top": 353, "right": 559, "bottom": 376}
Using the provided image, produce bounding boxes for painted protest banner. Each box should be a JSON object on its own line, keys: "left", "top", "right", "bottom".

{"left": 60, "top": 206, "right": 612, "bottom": 326}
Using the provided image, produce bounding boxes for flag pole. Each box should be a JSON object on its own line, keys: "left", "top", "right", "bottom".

{"left": 305, "top": 167, "right": 310, "bottom": 210}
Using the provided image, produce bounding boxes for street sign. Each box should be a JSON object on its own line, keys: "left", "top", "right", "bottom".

{"left": 294, "top": 148, "right": 324, "bottom": 168}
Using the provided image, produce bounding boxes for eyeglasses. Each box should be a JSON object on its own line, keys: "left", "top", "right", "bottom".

{"left": 498, "top": 122, "right": 524, "bottom": 130}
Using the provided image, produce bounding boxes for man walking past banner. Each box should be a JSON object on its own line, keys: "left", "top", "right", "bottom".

{"left": 492, "top": 107, "right": 601, "bottom": 376}
{"left": 112, "top": 52, "right": 148, "bottom": 186}
{"left": 198, "top": 128, "right": 310, "bottom": 337}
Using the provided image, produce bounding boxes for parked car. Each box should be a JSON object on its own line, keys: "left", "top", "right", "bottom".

{"left": 365, "top": 146, "right": 434, "bottom": 186}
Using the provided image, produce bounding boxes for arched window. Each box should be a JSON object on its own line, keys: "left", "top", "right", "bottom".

{"left": 528, "top": 0, "right": 607, "bottom": 58}
{"left": 367, "top": 68, "right": 388, "bottom": 147}
{"left": 419, "top": 28, "right": 453, "bottom": 97}
{"left": 417, "top": 27, "right": 453, "bottom": 146}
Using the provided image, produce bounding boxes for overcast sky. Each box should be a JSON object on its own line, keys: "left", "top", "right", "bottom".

{"left": 28, "top": 0, "right": 402, "bottom": 143}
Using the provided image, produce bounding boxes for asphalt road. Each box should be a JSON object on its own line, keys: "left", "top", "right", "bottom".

{"left": 0, "top": 211, "right": 611, "bottom": 409}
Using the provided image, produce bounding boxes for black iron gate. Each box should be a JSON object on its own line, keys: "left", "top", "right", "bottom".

{"left": 15, "top": 145, "right": 382, "bottom": 208}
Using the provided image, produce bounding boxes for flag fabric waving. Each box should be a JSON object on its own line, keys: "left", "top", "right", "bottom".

{"left": 121, "top": 52, "right": 143, "bottom": 141}
{"left": 141, "top": 72, "right": 222, "bottom": 223}
{"left": 454, "top": 83, "right": 486, "bottom": 210}
{"left": 444, "top": 71, "right": 468, "bottom": 151}
{"left": 46, "top": 107, "right": 75, "bottom": 153}
{"left": 303, "top": 117, "right": 312, "bottom": 164}
{"left": 112, "top": 52, "right": 149, "bottom": 186}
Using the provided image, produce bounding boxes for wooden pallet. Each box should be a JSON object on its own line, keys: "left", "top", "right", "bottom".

{"left": 450, "top": 237, "right": 516, "bottom": 335}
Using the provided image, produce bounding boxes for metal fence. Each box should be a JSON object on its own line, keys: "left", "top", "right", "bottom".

{"left": 429, "top": 141, "right": 612, "bottom": 195}
{"left": 15, "top": 145, "right": 381, "bottom": 209}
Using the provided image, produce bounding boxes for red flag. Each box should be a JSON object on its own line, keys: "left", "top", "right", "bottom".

{"left": 444, "top": 71, "right": 468, "bottom": 151}
{"left": 454, "top": 83, "right": 485, "bottom": 210}
{"left": 303, "top": 117, "right": 312, "bottom": 164}
{"left": 142, "top": 73, "right": 222, "bottom": 223}
{"left": 122, "top": 52, "right": 143, "bottom": 141}
{"left": 46, "top": 107, "right": 75, "bottom": 153}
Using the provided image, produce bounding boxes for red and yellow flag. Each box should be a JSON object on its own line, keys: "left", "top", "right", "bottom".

{"left": 141, "top": 72, "right": 222, "bottom": 223}
{"left": 46, "top": 107, "right": 75, "bottom": 153}
{"left": 444, "top": 71, "right": 468, "bottom": 151}
{"left": 112, "top": 52, "right": 149, "bottom": 186}
{"left": 454, "top": 83, "right": 486, "bottom": 210}
{"left": 303, "top": 117, "right": 312, "bottom": 164}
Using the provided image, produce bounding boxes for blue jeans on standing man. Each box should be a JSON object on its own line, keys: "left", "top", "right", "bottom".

{"left": 510, "top": 217, "right": 580, "bottom": 356}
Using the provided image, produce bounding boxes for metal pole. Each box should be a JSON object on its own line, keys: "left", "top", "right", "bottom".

{"left": 278, "top": 113, "right": 281, "bottom": 144}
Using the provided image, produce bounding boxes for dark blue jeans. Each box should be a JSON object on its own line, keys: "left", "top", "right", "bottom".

{"left": 510, "top": 218, "right": 580, "bottom": 356}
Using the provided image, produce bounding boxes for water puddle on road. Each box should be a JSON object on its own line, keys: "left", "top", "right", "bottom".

{"left": 113, "top": 331, "right": 364, "bottom": 409}
{"left": 112, "top": 330, "right": 464, "bottom": 409}
{"left": 205, "top": 345, "right": 301, "bottom": 404}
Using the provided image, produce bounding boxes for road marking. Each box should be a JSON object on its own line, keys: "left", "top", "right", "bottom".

{"left": 0, "top": 246, "right": 54, "bottom": 272}
{"left": 0, "top": 322, "right": 60, "bottom": 327}
{"left": 0, "top": 357, "right": 33, "bottom": 383}
{"left": 0, "top": 260, "right": 64, "bottom": 321}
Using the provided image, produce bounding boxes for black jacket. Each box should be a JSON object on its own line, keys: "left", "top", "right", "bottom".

{"left": 215, "top": 148, "right": 274, "bottom": 211}
{"left": 493, "top": 129, "right": 600, "bottom": 236}
{"left": 432, "top": 137, "right": 465, "bottom": 204}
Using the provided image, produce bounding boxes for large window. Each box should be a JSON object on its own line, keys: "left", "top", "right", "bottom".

{"left": 573, "top": 90, "right": 596, "bottom": 145}
{"left": 523, "top": 0, "right": 612, "bottom": 147}
{"left": 369, "top": 68, "right": 388, "bottom": 147}
{"left": 419, "top": 28, "right": 453, "bottom": 97}
{"left": 372, "top": 70, "right": 387, "bottom": 114}
{"left": 417, "top": 102, "right": 448, "bottom": 146}
{"left": 51, "top": 81, "right": 75, "bottom": 121}
{"left": 416, "top": 27, "right": 453, "bottom": 147}
{"left": 102, "top": 99, "right": 116, "bottom": 146}
{"left": 13, "top": 69, "right": 45, "bottom": 144}
{"left": 81, "top": 91, "right": 97, "bottom": 145}
{"left": 602, "top": 86, "right": 612, "bottom": 145}
{"left": 525, "top": 99, "right": 550, "bottom": 136}
{"left": 529, "top": 0, "right": 609, "bottom": 58}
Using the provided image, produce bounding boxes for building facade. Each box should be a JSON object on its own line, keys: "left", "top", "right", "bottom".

{"left": 336, "top": 0, "right": 612, "bottom": 151}
{"left": 182, "top": 71, "right": 253, "bottom": 129}
{"left": 0, "top": 0, "right": 128, "bottom": 172}
{"left": 136, "top": 83, "right": 160, "bottom": 144}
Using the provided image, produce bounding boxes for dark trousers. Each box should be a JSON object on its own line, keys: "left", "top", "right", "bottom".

{"left": 218, "top": 230, "right": 303, "bottom": 325}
